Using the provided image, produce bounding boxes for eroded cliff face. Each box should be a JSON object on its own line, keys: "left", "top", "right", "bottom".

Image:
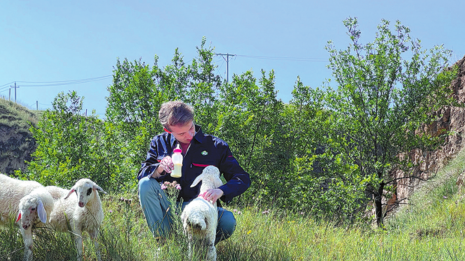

{"left": 388, "top": 55, "right": 465, "bottom": 212}
{"left": 0, "top": 102, "right": 37, "bottom": 175}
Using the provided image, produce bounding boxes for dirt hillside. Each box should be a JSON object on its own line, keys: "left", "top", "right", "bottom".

{"left": 0, "top": 99, "right": 39, "bottom": 175}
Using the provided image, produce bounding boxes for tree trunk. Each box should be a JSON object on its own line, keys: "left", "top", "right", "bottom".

{"left": 375, "top": 181, "right": 385, "bottom": 227}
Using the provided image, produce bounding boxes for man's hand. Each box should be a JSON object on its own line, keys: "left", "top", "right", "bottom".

{"left": 204, "top": 188, "right": 224, "bottom": 203}
{"left": 159, "top": 156, "right": 174, "bottom": 173}
{"left": 152, "top": 156, "right": 174, "bottom": 178}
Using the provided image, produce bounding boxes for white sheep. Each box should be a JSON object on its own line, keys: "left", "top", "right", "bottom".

{"left": 44, "top": 185, "right": 69, "bottom": 200}
{"left": 180, "top": 166, "right": 224, "bottom": 261}
{"left": 0, "top": 173, "right": 43, "bottom": 226}
{"left": 16, "top": 186, "right": 55, "bottom": 261}
{"left": 47, "top": 179, "right": 106, "bottom": 261}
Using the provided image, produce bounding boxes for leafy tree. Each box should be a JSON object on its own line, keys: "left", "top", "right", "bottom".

{"left": 106, "top": 56, "right": 166, "bottom": 150}
{"left": 186, "top": 40, "right": 224, "bottom": 133}
{"left": 25, "top": 91, "right": 91, "bottom": 186}
{"left": 322, "top": 17, "right": 458, "bottom": 226}
{"left": 214, "top": 70, "right": 290, "bottom": 205}
{"left": 24, "top": 91, "right": 137, "bottom": 190}
{"left": 265, "top": 78, "right": 368, "bottom": 223}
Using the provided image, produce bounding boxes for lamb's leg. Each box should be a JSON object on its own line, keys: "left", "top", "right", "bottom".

{"left": 73, "top": 229, "right": 83, "bottom": 261}
{"left": 188, "top": 233, "right": 193, "bottom": 260}
{"left": 21, "top": 227, "right": 33, "bottom": 261}
{"left": 206, "top": 230, "right": 217, "bottom": 261}
{"left": 206, "top": 244, "right": 217, "bottom": 261}
{"left": 90, "top": 229, "right": 102, "bottom": 261}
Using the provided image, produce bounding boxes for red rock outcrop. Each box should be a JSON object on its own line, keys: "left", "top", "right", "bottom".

{"left": 389, "top": 55, "right": 465, "bottom": 210}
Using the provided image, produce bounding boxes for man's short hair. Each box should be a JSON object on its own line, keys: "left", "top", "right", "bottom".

{"left": 159, "top": 101, "right": 194, "bottom": 131}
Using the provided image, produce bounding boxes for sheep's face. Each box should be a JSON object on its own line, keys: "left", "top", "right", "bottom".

{"left": 65, "top": 179, "right": 106, "bottom": 208}
{"left": 17, "top": 197, "right": 46, "bottom": 230}
{"left": 75, "top": 182, "right": 95, "bottom": 208}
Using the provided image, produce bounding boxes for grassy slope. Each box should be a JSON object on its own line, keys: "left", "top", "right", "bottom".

{"left": 2, "top": 144, "right": 465, "bottom": 261}
{"left": 0, "top": 98, "right": 40, "bottom": 128}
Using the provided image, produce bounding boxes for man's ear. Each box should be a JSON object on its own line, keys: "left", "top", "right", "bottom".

{"left": 164, "top": 128, "right": 171, "bottom": 133}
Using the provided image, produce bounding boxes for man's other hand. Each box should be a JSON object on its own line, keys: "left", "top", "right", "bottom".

{"left": 205, "top": 188, "right": 224, "bottom": 203}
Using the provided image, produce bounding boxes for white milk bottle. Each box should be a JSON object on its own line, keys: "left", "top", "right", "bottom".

{"left": 171, "top": 144, "right": 183, "bottom": 178}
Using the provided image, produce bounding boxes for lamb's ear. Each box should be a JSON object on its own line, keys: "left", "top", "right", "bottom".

{"left": 93, "top": 184, "right": 107, "bottom": 194}
{"left": 15, "top": 212, "right": 21, "bottom": 223}
{"left": 190, "top": 175, "right": 203, "bottom": 188}
{"left": 64, "top": 188, "right": 75, "bottom": 200}
{"left": 37, "top": 200, "right": 47, "bottom": 224}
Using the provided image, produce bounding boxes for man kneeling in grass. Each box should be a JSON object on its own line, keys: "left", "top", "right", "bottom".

{"left": 137, "top": 101, "right": 251, "bottom": 246}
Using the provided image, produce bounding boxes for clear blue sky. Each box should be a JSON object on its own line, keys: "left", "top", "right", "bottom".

{"left": 1, "top": 0, "right": 464, "bottom": 117}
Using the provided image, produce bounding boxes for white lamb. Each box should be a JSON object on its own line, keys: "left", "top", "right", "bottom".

{"left": 47, "top": 179, "right": 106, "bottom": 261}
{"left": 180, "top": 166, "right": 224, "bottom": 261}
{"left": 0, "top": 173, "right": 43, "bottom": 227}
{"left": 16, "top": 186, "right": 55, "bottom": 261}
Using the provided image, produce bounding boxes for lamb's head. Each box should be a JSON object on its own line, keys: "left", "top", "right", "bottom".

{"left": 190, "top": 165, "right": 222, "bottom": 191}
{"left": 64, "top": 179, "right": 107, "bottom": 208}
{"left": 16, "top": 193, "right": 48, "bottom": 230}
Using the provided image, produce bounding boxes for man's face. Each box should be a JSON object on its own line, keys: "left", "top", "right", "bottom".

{"left": 169, "top": 120, "right": 195, "bottom": 144}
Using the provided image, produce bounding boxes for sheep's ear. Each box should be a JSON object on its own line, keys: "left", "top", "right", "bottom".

{"left": 37, "top": 200, "right": 47, "bottom": 224}
{"left": 190, "top": 175, "right": 203, "bottom": 188}
{"left": 15, "top": 212, "right": 21, "bottom": 223}
{"left": 93, "top": 184, "right": 107, "bottom": 194}
{"left": 64, "top": 188, "right": 75, "bottom": 200}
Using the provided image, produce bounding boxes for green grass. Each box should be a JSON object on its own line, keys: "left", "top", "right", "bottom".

{"left": 2, "top": 149, "right": 465, "bottom": 260}
{"left": 0, "top": 97, "right": 41, "bottom": 129}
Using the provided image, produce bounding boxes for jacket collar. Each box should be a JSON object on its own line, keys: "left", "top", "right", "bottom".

{"left": 193, "top": 125, "right": 205, "bottom": 143}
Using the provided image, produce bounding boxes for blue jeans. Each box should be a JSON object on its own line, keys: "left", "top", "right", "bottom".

{"left": 138, "top": 176, "right": 236, "bottom": 244}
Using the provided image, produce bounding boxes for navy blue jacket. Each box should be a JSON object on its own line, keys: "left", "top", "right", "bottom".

{"left": 137, "top": 125, "right": 251, "bottom": 204}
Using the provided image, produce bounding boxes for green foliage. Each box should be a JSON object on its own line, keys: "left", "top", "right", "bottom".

{"left": 22, "top": 91, "right": 138, "bottom": 191}
{"left": 215, "top": 70, "right": 287, "bottom": 206}
{"left": 280, "top": 80, "right": 371, "bottom": 223}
